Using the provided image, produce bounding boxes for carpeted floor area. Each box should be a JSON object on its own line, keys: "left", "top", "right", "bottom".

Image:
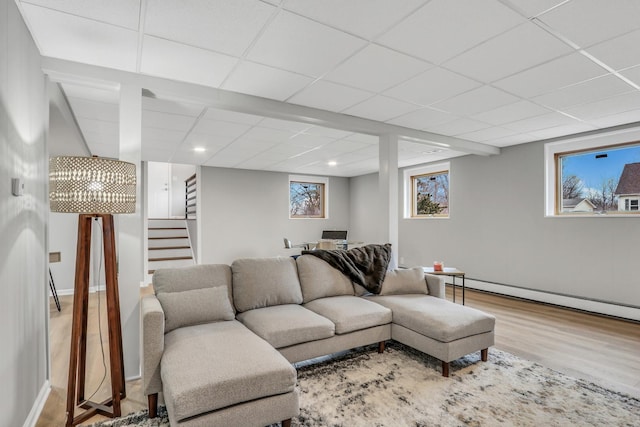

{"left": 85, "top": 342, "right": 640, "bottom": 427}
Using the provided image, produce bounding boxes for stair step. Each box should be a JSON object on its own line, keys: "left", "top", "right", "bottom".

{"left": 148, "top": 228, "right": 188, "bottom": 238}
{"left": 149, "top": 246, "right": 191, "bottom": 250}
{"left": 149, "top": 227, "right": 186, "bottom": 230}
{"left": 149, "top": 256, "right": 193, "bottom": 262}
{"left": 148, "top": 247, "right": 192, "bottom": 258}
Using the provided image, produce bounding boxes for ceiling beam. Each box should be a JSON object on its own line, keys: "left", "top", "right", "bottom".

{"left": 42, "top": 57, "right": 500, "bottom": 156}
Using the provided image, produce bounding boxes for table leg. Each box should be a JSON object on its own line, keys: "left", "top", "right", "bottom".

{"left": 462, "top": 275, "right": 465, "bottom": 305}
{"left": 452, "top": 276, "right": 456, "bottom": 303}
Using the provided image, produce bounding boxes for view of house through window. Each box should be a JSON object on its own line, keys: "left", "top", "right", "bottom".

{"left": 557, "top": 142, "right": 640, "bottom": 215}
{"left": 289, "top": 175, "right": 327, "bottom": 218}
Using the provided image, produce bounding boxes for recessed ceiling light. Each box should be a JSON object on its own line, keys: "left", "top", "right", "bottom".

{"left": 193, "top": 147, "right": 206, "bottom": 153}
{"left": 328, "top": 161, "right": 337, "bottom": 166}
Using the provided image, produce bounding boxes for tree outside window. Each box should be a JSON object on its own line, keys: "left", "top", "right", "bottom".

{"left": 412, "top": 171, "right": 449, "bottom": 217}
{"left": 289, "top": 180, "right": 326, "bottom": 218}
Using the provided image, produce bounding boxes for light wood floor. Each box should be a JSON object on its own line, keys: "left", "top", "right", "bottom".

{"left": 37, "top": 286, "right": 640, "bottom": 426}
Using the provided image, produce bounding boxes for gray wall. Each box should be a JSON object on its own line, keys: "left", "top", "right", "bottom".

{"left": 200, "top": 167, "right": 350, "bottom": 264}
{"left": 397, "top": 140, "right": 639, "bottom": 307}
{"left": 0, "top": 0, "right": 50, "bottom": 425}
{"left": 349, "top": 173, "right": 383, "bottom": 244}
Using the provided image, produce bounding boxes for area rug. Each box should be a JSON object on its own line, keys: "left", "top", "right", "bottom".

{"left": 85, "top": 342, "right": 640, "bottom": 426}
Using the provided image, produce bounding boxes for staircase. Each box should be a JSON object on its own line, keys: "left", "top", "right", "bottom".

{"left": 148, "top": 218, "right": 195, "bottom": 274}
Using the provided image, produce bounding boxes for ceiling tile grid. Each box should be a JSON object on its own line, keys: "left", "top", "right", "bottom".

{"left": 26, "top": 0, "right": 640, "bottom": 177}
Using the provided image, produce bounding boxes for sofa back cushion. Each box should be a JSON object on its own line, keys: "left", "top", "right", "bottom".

{"left": 379, "top": 267, "right": 428, "bottom": 296}
{"left": 296, "top": 255, "right": 355, "bottom": 303}
{"left": 152, "top": 264, "right": 235, "bottom": 333}
{"left": 158, "top": 286, "right": 235, "bottom": 333}
{"left": 232, "top": 257, "right": 303, "bottom": 312}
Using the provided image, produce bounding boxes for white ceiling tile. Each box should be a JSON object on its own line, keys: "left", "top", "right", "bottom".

{"left": 486, "top": 133, "right": 538, "bottom": 147}
{"left": 384, "top": 67, "right": 481, "bottom": 106}
{"left": 268, "top": 142, "right": 314, "bottom": 156}
{"left": 281, "top": 0, "right": 427, "bottom": 40}
{"left": 586, "top": 29, "right": 640, "bottom": 71}
{"left": 377, "top": 0, "right": 524, "bottom": 64}
{"left": 502, "top": 112, "right": 582, "bottom": 133}
{"left": 141, "top": 36, "right": 238, "bottom": 88}
{"left": 494, "top": 53, "right": 608, "bottom": 98}
{"left": 241, "top": 126, "right": 297, "bottom": 143}
{"left": 564, "top": 92, "right": 640, "bottom": 121}
{"left": 246, "top": 11, "right": 367, "bottom": 77}
{"left": 471, "top": 100, "right": 552, "bottom": 125}
{"left": 621, "top": 65, "right": 640, "bottom": 86}
{"left": 61, "top": 83, "right": 120, "bottom": 104}
{"left": 66, "top": 97, "right": 119, "bottom": 122}
{"left": 343, "top": 95, "right": 420, "bottom": 122}
{"left": 303, "top": 126, "right": 352, "bottom": 139}
{"left": 75, "top": 117, "right": 119, "bottom": 136}
{"left": 432, "top": 85, "right": 520, "bottom": 116}
{"left": 531, "top": 75, "right": 635, "bottom": 110}
{"left": 322, "top": 140, "right": 371, "bottom": 153}
{"left": 142, "top": 97, "right": 204, "bottom": 117}
{"left": 235, "top": 156, "right": 280, "bottom": 170}
{"left": 290, "top": 133, "right": 333, "bottom": 148}
{"left": 222, "top": 61, "right": 314, "bottom": 101}
{"left": 424, "top": 118, "right": 491, "bottom": 136}
{"left": 387, "top": 108, "right": 457, "bottom": 129}
{"left": 444, "top": 22, "right": 573, "bottom": 83}
{"left": 142, "top": 148, "right": 174, "bottom": 163}
{"left": 288, "top": 80, "right": 373, "bottom": 112}
{"left": 399, "top": 141, "right": 445, "bottom": 154}
{"left": 87, "top": 141, "right": 119, "bottom": 159}
{"left": 590, "top": 109, "right": 640, "bottom": 128}
{"left": 142, "top": 111, "right": 197, "bottom": 132}
{"left": 538, "top": 0, "right": 640, "bottom": 47}
{"left": 325, "top": 44, "right": 431, "bottom": 92}
{"left": 21, "top": 4, "right": 138, "bottom": 71}
{"left": 258, "top": 118, "right": 311, "bottom": 133}
{"left": 189, "top": 119, "right": 252, "bottom": 138}
{"left": 22, "top": 0, "right": 141, "bottom": 29}
{"left": 343, "top": 133, "right": 380, "bottom": 144}
{"left": 142, "top": 127, "right": 188, "bottom": 146}
{"left": 183, "top": 132, "right": 236, "bottom": 149}
{"left": 528, "top": 123, "right": 598, "bottom": 140}
{"left": 457, "top": 126, "right": 518, "bottom": 142}
{"left": 503, "top": 0, "right": 568, "bottom": 18}
{"left": 144, "top": 0, "right": 275, "bottom": 56}
{"left": 203, "top": 108, "right": 264, "bottom": 125}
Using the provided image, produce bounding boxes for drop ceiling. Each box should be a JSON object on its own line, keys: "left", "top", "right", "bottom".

{"left": 19, "top": 0, "right": 640, "bottom": 177}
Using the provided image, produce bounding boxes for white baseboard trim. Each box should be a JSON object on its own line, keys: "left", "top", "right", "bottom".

{"left": 51, "top": 285, "right": 107, "bottom": 297}
{"left": 24, "top": 381, "right": 50, "bottom": 427}
{"left": 465, "top": 279, "right": 640, "bottom": 322}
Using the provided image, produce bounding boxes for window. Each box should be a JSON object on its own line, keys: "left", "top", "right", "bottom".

{"left": 289, "top": 175, "right": 328, "bottom": 219}
{"left": 404, "top": 162, "right": 450, "bottom": 218}
{"left": 545, "top": 128, "right": 640, "bottom": 216}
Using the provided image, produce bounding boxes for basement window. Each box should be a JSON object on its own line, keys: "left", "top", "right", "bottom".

{"left": 404, "top": 162, "right": 450, "bottom": 219}
{"left": 289, "top": 175, "right": 328, "bottom": 219}
{"left": 545, "top": 130, "right": 640, "bottom": 217}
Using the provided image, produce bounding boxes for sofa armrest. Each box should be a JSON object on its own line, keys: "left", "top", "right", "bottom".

{"left": 142, "top": 294, "right": 165, "bottom": 396}
{"left": 425, "top": 274, "right": 445, "bottom": 299}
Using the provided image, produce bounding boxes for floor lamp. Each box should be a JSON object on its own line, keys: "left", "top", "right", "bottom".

{"left": 49, "top": 156, "right": 137, "bottom": 427}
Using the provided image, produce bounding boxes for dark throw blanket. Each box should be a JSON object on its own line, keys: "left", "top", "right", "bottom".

{"left": 302, "top": 243, "right": 392, "bottom": 294}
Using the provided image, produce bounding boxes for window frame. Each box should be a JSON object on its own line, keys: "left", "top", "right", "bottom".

{"left": 544, "top": 127, "right": 640, "bottom": 218}
{"left": 288, "top": 175, "right": 329, "bottom": 219}
{"left": 403, "top": 162, "right": 450, "bottom": 219}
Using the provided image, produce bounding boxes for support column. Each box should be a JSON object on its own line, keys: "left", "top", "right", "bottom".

{"left": 379, "top": 134, "right": 399, "bottom": 269}
{"left": 118, "top": 84, "right": 143, "bottom": 379}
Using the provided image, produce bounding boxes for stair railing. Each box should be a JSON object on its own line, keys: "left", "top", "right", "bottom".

{"left": 185, "top": 173, "right": 196, "bottom": 219}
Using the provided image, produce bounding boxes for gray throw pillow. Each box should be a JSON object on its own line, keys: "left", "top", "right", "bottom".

{"left": 379, "top": 267, "right": 428, "bottom": 296}
{"left": 157, "top": 286, "right": 235, "bottom": 333}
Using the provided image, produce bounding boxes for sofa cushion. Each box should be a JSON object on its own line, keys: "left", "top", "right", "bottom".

{"left": 153, "top": 264, "right": 232, "bottom": 295}
{"left": 379, "top": 267, "right": 428, "bottom": 296}
{"left": 366, "top": 295, "right": 495, "bottom": 342}
{"left": 296, "top": 255, "right": 355, "bottom": 303}
{"left": 232, "top": 257, "right": 303, "bottom": 312}
{"left": 303, "top": 296, "right": 392, "bottom": 335}
{"left": 236, "top": 304, "right": 335, "bottom": 348}
{"left": 161, "top": 320, "right": 296, "bottom": 422}
{"left": 157, "top": 286, "right": 235, "bottom": 333}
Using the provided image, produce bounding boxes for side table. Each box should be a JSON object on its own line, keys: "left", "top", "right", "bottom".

{"left": 423, "top": 267, "right": 466, "bottom": 305}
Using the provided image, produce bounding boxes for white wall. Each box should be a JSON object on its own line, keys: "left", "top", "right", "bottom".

{"left": 349, "top": 173, "right": 382, "bottom": 244}
{"left": 200, "top": 167, "right": 350, "bottom": 264}
{"left": 0, "top": 0, "right": 50, "bottom": 425}
{"left": 396, "top": 139, "right": 639, "bottom": 312}
{"left": 170, "top": 163, "right": 195, "bottom": 218}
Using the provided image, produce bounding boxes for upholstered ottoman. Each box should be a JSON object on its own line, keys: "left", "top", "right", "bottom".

{"left": 368, "top": 294, "right": 495, "bottom": 376}
{"left": 161, "top": 320, "right": 298, "bottom": 427}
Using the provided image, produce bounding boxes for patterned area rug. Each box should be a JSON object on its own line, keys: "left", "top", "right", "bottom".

{"left": 85, "top": 342, "right": 640, "bottom": 426}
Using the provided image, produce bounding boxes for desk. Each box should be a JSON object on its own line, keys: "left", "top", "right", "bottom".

{"left": 423, "top": 267, "right": 466, "bottom": 305}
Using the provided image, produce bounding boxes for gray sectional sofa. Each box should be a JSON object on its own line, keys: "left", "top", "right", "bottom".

{"left": 142, "top": 255, "right": 495, "bottom": 427}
